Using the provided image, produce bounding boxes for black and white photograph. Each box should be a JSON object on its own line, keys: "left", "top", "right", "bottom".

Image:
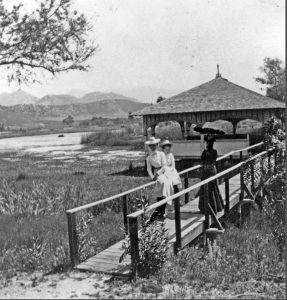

{"left": 0, "top": 0, "right": 285, "bottom": 299}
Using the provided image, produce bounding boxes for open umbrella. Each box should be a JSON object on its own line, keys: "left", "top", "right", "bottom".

{"left": 193, "top": 125, "right": 225, "bottom": 135}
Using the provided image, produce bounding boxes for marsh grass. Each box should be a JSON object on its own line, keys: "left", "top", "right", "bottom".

{"left": 0, "top": 156, "right": 149, "bottom": 284}
{"left": 156, "top": 172, "right": 285, "bottom": 298}
{"left": 158, "top": 212, "right": 284, "bottom": 289}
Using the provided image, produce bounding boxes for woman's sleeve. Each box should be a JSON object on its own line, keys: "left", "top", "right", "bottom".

{"left": 156, "top": 152, "right": 167, "bottom": 176}
{"left": 146, "top": 157, "right": 154, "bottom": 179}
{"left": 213, "top": 149, "right": 218, "bottom": 162}
{"left": 170, "top": 154, "right": 176, "bottom": 171}
{"left": 200, "top": 150, "right": 206, "bottom": 163}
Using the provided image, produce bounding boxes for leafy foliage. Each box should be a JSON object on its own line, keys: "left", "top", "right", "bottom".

{"left": 158, "top": 212, "right": 284, "bottom": 288}
{"left": 255, "top": 57, "right": 286, "bottom": 102}
{"left": 120, "top": 191, "right": 169, "bottom": 278}
{"left": 263, "top": 116, "right": 285, "bottom": 149}
{"left": 76, "top": 212, "right": 98, "bottom": 262}
{"left": 0, "top": 0, "right": 97, "bottom": 84}
{"left": 262, "top": 172, "right": 285, "bottom": 254}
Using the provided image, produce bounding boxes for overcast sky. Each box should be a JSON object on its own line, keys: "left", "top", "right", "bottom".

{"left": 0, "top": 0, "right": 285, "bottom": 97}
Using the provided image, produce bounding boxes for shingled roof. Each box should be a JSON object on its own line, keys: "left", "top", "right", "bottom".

{"left": 133, "top": 77, "right": 285, "bottom": 116}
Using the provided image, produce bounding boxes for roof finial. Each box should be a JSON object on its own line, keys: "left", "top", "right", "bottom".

{"left": 216, "top": 64, "right": 221, "bottom": 78}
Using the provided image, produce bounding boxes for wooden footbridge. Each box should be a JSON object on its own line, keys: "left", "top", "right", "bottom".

{"left": 66, "top": 142, "right": 285, "bottom": 277}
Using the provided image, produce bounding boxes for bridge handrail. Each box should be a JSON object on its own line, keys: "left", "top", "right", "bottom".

{"left": 66, "top": 142, "right": 264, "bottom": 214}
{"left": 128, "top": 149, "right": 268, "bottom": 219}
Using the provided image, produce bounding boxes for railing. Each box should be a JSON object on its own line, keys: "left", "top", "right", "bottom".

{"left": 127, "top": 144, "right": 285, "bottom": 277}
{"left": 66, "top": 142, "right": 264, "bottom": 267}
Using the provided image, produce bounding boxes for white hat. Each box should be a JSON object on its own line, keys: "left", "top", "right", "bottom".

{"left": 145, "top": 136, "right": 160, "bottom": 145}
{"left": 160, "top": 139, "right": 173, "bottom": 147}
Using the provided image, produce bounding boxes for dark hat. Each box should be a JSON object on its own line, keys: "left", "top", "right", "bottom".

{"left": 194, "top": 125, "right": 225, "bottom": 135}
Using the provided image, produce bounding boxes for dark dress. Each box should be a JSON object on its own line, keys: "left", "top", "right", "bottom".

{"left": 198, "top": 146, "right": 225, "bottom": 214}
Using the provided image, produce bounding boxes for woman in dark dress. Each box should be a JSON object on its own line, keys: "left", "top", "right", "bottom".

{"left": 198, "top": 134, "right": 225, "bottom": 214}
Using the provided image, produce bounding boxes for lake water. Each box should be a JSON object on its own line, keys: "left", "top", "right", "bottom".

{"left": 0, "top": 132, "right": 144, "bottom": 163}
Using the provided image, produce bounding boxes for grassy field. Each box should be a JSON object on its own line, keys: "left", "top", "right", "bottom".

{"left": 0, "top": 117, "right": 283, "bottom": 299}
{"left": 0, "top": 151, "right": 150, "bottom": 285}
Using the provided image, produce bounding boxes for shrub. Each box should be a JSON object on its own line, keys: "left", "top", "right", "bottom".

{"left": 262, "top": 172, "right": 285, "bottom": 253}
{"left": 16, "top": 172, "right": 28, "bottom": 181}
{"left": 159, "top": 212, "right": 284, "bottom": 287}
{"left": 120, "top": 192, "right": 169, "bottom": 278}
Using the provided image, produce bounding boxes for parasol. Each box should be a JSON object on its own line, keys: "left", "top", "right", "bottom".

{"left": 193, "top": 125, "right": 225, "bottom": 135}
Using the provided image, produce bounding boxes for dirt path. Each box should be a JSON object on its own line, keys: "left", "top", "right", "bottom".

{"left": 0, "top": 271, "right": 169, "bottom": 299}
{"left": 1, "top": 270, "right": 284, "bottom": 299}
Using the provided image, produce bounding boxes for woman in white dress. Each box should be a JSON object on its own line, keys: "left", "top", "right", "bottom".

{"left": 146, "top": 137, "right": 174, "bottom": 221}
{"left": 160, "top": 139, "right": 182, "bottom": 209}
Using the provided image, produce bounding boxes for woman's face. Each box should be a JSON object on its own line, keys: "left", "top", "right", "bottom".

{"left": 149, "top": 144, "right": 157, "bottom": 152}
{"left": 163, "top": 145, "right": 171, "bottom": 154}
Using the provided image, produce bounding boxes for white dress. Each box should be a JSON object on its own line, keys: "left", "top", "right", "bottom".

{"left": 164, "top": 153, "right": 182, "bottom": 187}
{"left": 146, "top": 151, "right": 174, "bottom": 198}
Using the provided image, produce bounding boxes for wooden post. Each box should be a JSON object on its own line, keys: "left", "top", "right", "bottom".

{"left": 260, "top": 156, "right": 264, "bottom": 186}
{"left": 184, "top": 174, "right": 189, "bottom": 204}
{"left": 239, "top": 165, "right": 244, "bottom": 226}
{"left": 67, "top": 212, "right": 79, "bottom": 267}
{"left": 128, "top": 217, "right": 139, "bottom": 278}
{"left": 208, "top": 204, "right": 224, "bottom": 230}
{"left": 203, "top": 183, "right": 210, "bottom": 230}
{"left": 122, "top": 195, "right": 128, "bottom": 234}
{"left": 174, "top": 196, "right": 182, "bottom": 254}
{"left": 240, "top": 151, "right": 243, "bottom": 161}
{"left": 250, "top": 161, "right": 255, "bottom": 193}
{"left": 224, "top": 175, "right": 230, "bottom": 214}
{"left": 240, "top": 165, "right": 244, "bottom": 202}
{"left": 229, "top": 155, "right": 233, "bottom": 177}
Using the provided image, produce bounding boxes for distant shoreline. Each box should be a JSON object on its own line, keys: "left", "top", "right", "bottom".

{"left": 0, "top": 128, "right": 98, "bottom": 140}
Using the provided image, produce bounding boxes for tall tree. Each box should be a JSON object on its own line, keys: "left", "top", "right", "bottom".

{"left": 0, "top": 0, "right": 97, "bottom": 84}
{"left": 255, "top": 57, "right": 286, "bottom": 102}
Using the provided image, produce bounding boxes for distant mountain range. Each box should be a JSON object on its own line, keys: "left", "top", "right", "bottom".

{"left": 0, "top": 89, "right": 143, "bottom": 107}
{"left": 0, "top": 99, "right": 148, "bottom": 130}
{"left": 0, "top": 86, "right": 180, "bottom": 107}
{"left": 105, "top": 86, "right": 181, "bottom": 103}
{"left": 5, "top": 99, "right": 148, "bottom": 120}
{"left": 0, "top": 89, "right": 38, "bottom": 106}
{"left": 0, "top": 87, "right": 177, "bottom": 127}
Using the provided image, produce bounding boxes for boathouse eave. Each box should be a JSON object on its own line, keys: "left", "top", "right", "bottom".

{"left": 141, "top": 107, "right": 284, "bottom": 135}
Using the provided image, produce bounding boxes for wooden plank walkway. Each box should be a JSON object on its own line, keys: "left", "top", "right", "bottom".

{"left": 76, "top": 174, "right": 241, "bottom": 274}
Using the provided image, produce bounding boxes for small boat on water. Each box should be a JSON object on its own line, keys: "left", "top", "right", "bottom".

{"left": 58, "top": 134, "right": 64, "bottom": 138}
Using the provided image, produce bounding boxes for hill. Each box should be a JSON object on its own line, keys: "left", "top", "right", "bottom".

{"left": 0, "top": 89, "right": 38, "bottom": 106}
{"left": 107, "top": 86, "right": 181, "bottom": 103}
{"left": 79, "top": 92, "right": 140, "bottom": 104}
{"left": 37, "top": 94, "right": 78, "bottom": 106}
{"left": 67, "top": 89, "right": 87, "bottom": 98}
{"left": 36, "top": 91, "right": 140, "bottom": 106}
{"left": 5, "top": 99, "right": 148, "bottom": 120}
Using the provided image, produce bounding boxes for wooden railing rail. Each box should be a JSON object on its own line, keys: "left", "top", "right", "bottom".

{"left": 127, "top": 161, "right": 244, "bottom": 219}
{"left": 127, "top": 145, "right": 284, "bottom": 277}
{"left": 67, "top": 142, "right": 263, "bottom": 215}
{"left": 66, "top": 141, "right": 264, "bottom": 267}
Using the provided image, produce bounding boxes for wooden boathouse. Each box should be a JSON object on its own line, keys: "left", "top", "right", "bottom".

{"left": 132, "top": 69, "right": 285, "bottom": 159}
